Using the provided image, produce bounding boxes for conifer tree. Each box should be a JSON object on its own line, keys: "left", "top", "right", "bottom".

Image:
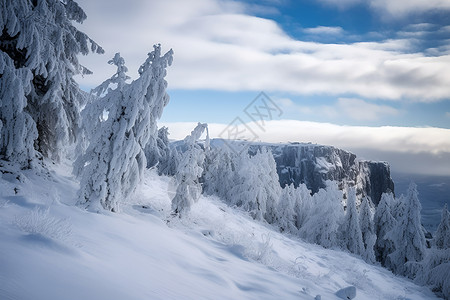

{"left": 0, "top": 0, "right": 103, "bottom": 162}
{"left": 171, "top": 123, "right": 208, "bottom": 216}
{"left": 341, "top": 187, "right": 364, "bottom": 255}
{"left": 385, "top": 182, "right": 426, "bottom": 276}
{"left": 359, "top": 196, "right": 376, "bottom": 263}
{"left": 75, "top": 46, "right": 173, "bottom": 212}
{"left": 374, "top": 192, "right": 397, "bottom": 267}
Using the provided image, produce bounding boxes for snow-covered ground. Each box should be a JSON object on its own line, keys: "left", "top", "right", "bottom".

{"left": 0, "top": 162, "right": 439, "bottom": 300}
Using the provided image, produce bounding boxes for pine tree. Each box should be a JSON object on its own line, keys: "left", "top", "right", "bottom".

{"left": 227, "top": 147, "right": 281, "bottom": 222}
{"left": 0, "top": 52, "right": 37, "bottom": 167}
{"left": 300, "top": 181, "right": 344, "bottom": 249}
{"left": 359, "top": 196, "right": 376, "bottom": 263}
{"left": 341, "top": 187, "right": 364, "bottom": 256}
{"left": 171, "top": 123, "right": 208, "bottom": 216}
{"left": 293, "top": 183, "right": 312, "bottom": 230}
{"left": 434, "top": 203, "right": 450, "bottom": 250}
{"left": 374, "top": 192, "right": 397, "bottom": 267}
{"left": 385, "top": 182, "right": 426, "bottom": 276}
{"left": 0, "top": 0, "right": 104, "bottom": 161}
{"left": 276, "top": 184, "right": 297, "bottom": 233}
{"left": 75, "top": 46, "right": 173, "bottom": 212}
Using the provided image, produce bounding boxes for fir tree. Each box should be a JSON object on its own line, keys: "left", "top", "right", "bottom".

{"left": 359, "top": 196, "right": 376, "bottom": 263}
{"left": 171, "top": 123, "right": 208, "bottom": 216}
{"left": 0, "top": 0, "right": 103, "bottom": 161}
{"left": 341, "top": 187, "right": 364, "bottom": 256}
{"left": 374, "top": 192, "right": 397, "bottom": 267}
{"left": 434, "top": 203, "right": 450, "bottom": 250}
{"left": 385, "top": 182, "right": 426, "bottom": 276}
{"left": 75, "top": 46, "right": 173, "bottom": 212}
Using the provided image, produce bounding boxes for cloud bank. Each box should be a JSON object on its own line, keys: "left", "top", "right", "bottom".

{"left": 75, "top": 0, "right": 450, "bottom": 103}
{"left": 161, "top": 120, "right": 450, "bottom": 176}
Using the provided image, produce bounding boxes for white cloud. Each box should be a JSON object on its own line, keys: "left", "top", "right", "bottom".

{"left": 318, "top": 0, "right": 450, "bottom": 17}
{"left": 162, "top": 120, "right": 450, "bottom": 154}
{"left": 303, "top": 26, "right": 344, "bottom": 35}
{"left": 161, "top": 120, "right": 450, "bottom": 175}
{"left": 446, "top": 112, "right": 450, "bottom": 118}
{"left": 74, "top": 0, "right": 450, "bottom": 102}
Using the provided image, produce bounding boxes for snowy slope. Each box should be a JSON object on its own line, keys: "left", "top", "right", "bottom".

{"left": 0, "top": 162, "right": 439, "bottom": 300}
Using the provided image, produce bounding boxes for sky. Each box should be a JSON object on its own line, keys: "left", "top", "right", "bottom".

{"left": 74, "top": 0, "right": 450, "bottom": 176}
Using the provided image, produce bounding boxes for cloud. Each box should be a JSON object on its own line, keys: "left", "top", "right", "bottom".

{"left": 161, "top": 120, "right": 450, "bottom": 175}
{"left": 446, "top": 112, "right": 450, "bottom": 118}
{"left": 75, "top": 0, "right": 450, "bottom": 103}
{"left": 318, "top": 0, "right": 450, "bottom": 17}
{"left": 303, "top": 26, "right": 344, "bottom": 35}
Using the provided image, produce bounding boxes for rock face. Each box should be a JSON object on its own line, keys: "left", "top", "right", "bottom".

{"left": 248, "top": 142, "right": 394, "bottom": 205}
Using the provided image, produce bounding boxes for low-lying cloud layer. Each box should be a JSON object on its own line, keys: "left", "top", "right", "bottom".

{"left": 161, "top": 120, "right": 450, "bottom": 176}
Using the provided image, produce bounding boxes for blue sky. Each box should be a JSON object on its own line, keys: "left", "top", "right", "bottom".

{"left": 75, "top": 0, "right": 450, "bottom": 175}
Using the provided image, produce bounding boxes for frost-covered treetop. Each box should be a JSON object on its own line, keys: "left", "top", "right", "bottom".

{"left": 184, "top": 123, "right": 209, "bottom": 147}
{"left": 91, "top": 52, "right": 130, "bottom": 96}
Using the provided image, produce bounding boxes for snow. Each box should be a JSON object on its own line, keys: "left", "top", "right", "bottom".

{"left": 0, "top": 161, "right": 440, "bottom": 300}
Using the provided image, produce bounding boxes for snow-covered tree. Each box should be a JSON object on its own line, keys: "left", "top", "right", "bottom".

{"left": 145, "top": 126, "right": 171, "bottom": 170}
{"left": 171, "top": 123, "right": 208, "bottom": 216}
{"left": 385, "top": 182, "right": 426, "bottom": 276}
{"left": 300, "top": 181, "right": 344, "bottom": 249}
{"left": 0, "top": 0, "right": 103, "bottom": 161}
{"left": 0, "top": 52, "right": 37, "bottom": 167}
{"left": 293, "top": 183, "right": 312, "bottom": 230}
{"left": 276, "top": 184, "right": 297, "bottom": 233}
{"left": 227, "top": 147, "right": 281, "bottom": 222}
{"left": 359, "top": 196, "right": 376, "bottom": 263}
{"left": 75, "top": 46, "right": 173, "bottom": 212}
{"left": 340, "top": 187, "right": 364, "bottom": 256}
{"left": 434, "top": 203, "right": 450, "bottom": 250}
{"left": 374, "top": 192, "right": 397, "bottom": 267}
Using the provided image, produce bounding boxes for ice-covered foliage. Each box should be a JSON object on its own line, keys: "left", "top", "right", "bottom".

{"left": 75, "top": 46, "right": 173, "bottom": 212}
{"left": 202, "top": 148, "right": 237, "bottom": 200}
{"left": 340, "top": 187, "right": 364, "bottom": 256}
{"left": 299, "top": 181, "right": 344, "bottom": 249}
{"left": 293, "top": 183, "right": 312, "bottom": 230}
{"left": 359, "top": 197, "right": 376, "bottom": 263}
{"left": 227, "top": 147, "right": 281, "bottom": 221}
{"left": 0, "top": 52, "right": 37, "bottom": 167}
{"left": 385, "top": 182, "right": 426, "bottom": 276}
{"left": 433, "top": 204, "right": 450, "bottom": 250}
{"left": 145, "top": 126, "right": 172, "bottom": 171}
{"left": 412, "top": 248, "right": 450, "bottom": 299}
{"left": 0, "top": 0, "right": 103, "bottom": 161}
{"left": 374, "top": 192, "right": 397, "bottom": 267}
{"left": 171, "top": 123, "right": 208, "bottom": 216}
{"left": 276, "top": 184, "right": 297, "bottom": 233}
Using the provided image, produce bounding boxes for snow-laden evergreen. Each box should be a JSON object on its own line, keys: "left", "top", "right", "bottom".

{"left": 299, "top": 181, "right": 344, "bottom": 249}
{"left": 385, "top": 182, "right": 426, "bottom": 276}
{"left": 0, "top": 52, "right": 37, "bottom": 167}
{"left": 433, "top": 203, "right": 450, "bottom": 249}
{"left": 171, "top": 123, "right": 208, "bottom": 216}
{"left": 276, "top": 184, "right": 298, "bottom": 233}
{"left": 0, "top": 0, "right": 103, "bottom": 161}
{"left": 75, "top": 46, "right": 173, "bottom": 212}
{"left": 227, "top": 147, "right": 281, "bottom": 221}
{"left": 340, "top": 187, "right": 364, "bottom": 256}
{"left": 374, "top": 192, "right": 397, "bottom": 267}
{"left": 359, "top": 196, "right": 376, "bottom": 263}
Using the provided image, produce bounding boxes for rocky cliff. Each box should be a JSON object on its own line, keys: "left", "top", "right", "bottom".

{"left": 247, "top": 142, "right": 394, "bottom": 205}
